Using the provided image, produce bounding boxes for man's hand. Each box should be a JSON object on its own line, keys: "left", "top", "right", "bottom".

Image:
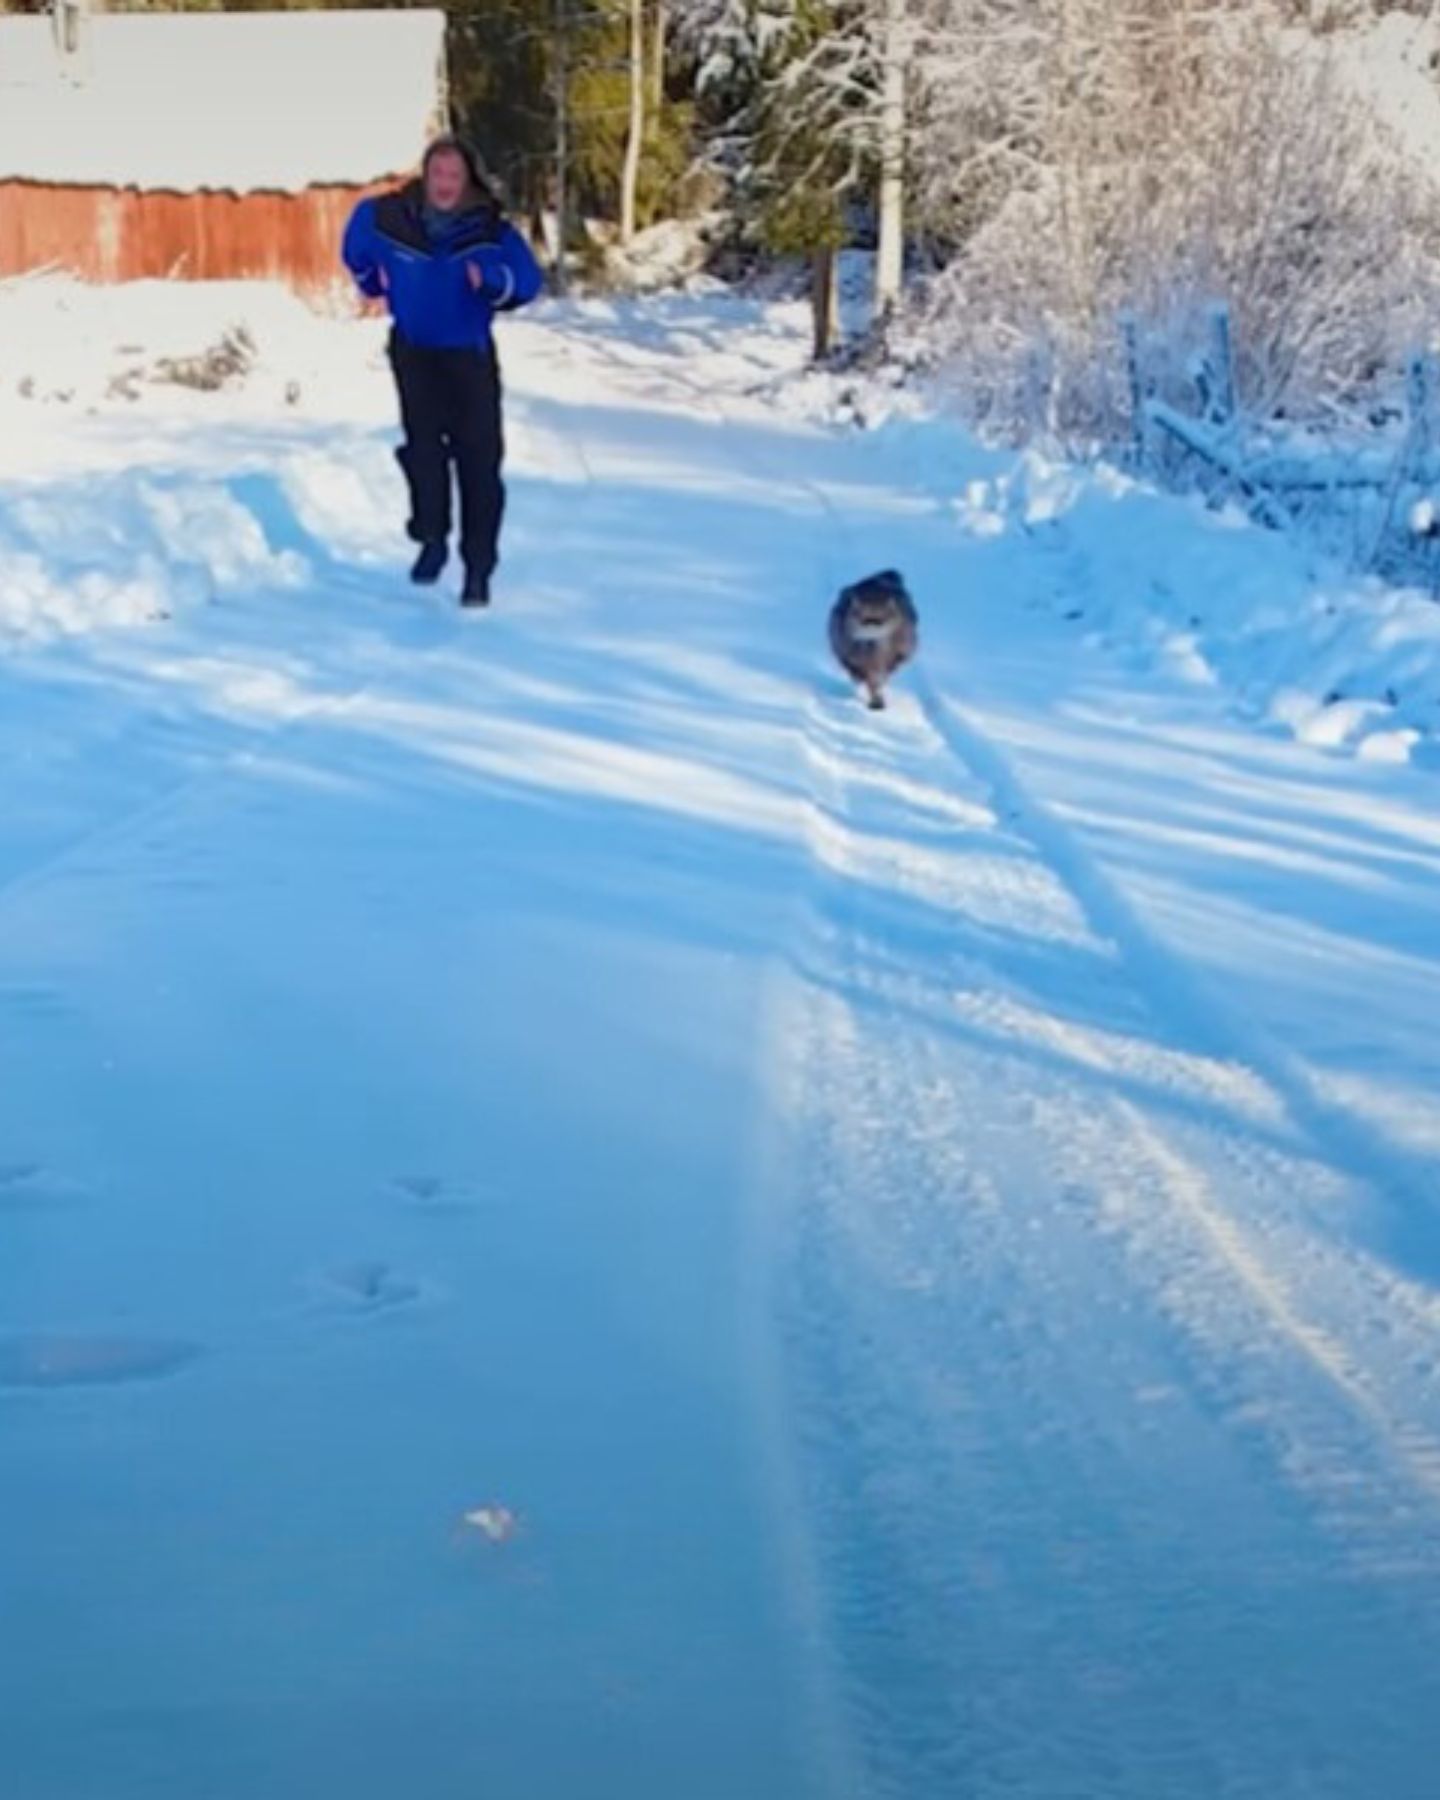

{"left": 465, "top": 251, "right": 515, "bottom": 305}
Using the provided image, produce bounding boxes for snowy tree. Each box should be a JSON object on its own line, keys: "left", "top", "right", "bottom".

{"left": 678, "top": 0, "right": 919, "bottom": 337}
{"left": 909, "top": 0, "right": 1440, "bottom": 439}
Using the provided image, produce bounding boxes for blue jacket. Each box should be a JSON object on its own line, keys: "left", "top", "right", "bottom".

{"left": 342, "top": 181, "right": 543, "bottom": 351}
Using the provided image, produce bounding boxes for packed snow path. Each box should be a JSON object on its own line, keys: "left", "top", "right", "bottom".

{"left": 3, "top": 301, "right": 1440, "bottom": 1799}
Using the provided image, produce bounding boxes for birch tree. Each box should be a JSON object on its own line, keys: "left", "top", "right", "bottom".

{"left": 873, "top": 0, "right": 907, "bottom": 316}
{"left": 620, "top": 0, "right": 646, "bottom": 242}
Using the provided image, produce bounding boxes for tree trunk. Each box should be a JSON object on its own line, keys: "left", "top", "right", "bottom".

{"left": 620, "top": 0, "right": 645, "bottom": 247}
{"left": 651, "top": 0, "right": 667, "bottom": 115}
{"left": 553, "top": 0, "right": 570, "bottom": 295}
{"left": 873, "top": 0, "right": 907, "bottom": 322}
{"left": 812, "top": 247, "right": 839, "bottom": 362}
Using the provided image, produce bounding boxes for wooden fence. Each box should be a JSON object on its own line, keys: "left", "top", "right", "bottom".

{"left": 1122, "top": 305, "right": 1440, "bottom": 587}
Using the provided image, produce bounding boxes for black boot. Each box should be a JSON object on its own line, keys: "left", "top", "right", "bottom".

{"left": 461, "top": 566, "right": 490, "bottom": 609}
{"left": 410, "top": 540, "right": 448, "bottom": 585}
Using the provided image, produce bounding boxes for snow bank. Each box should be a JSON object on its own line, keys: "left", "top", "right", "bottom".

{"left": 0, "top": 277, "right": 389, "bottom": 642}
{"left": 0, "top": 468, "right": 309, "bottom": 644}
{"left": 0, "top": 275, "right": 389, "bottom": 421}
{"left": 946, "top": 447, "right": 1440, "bottom": 765}
{"left": 601, "top": 216, "right": 721, "bottom": 294}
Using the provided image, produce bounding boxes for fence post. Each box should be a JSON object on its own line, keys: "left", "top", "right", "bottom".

{"left": 1368, "top": 350, "right": 1434, "bottom": 573}
{"left": 1121, "top": 312, "right": 1146, "bottom": 469}
{"left": 1407, "top": 353, "right": 1434, "bottom": 462}
{"left": 1204, "top": 303, "right": 1236, "bottom": 427}
{"left": 1023, "top": 342, "right": 1052, "bottom": 441}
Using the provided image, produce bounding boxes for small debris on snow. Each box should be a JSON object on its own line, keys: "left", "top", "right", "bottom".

{"left": 460, "top": 1504, "right": 521, "bottom": 1546}
{"left": 390, "top": 1173, "right": 490, "bottom": 1214}
{"left": 152, "top": 326, "right": 257, "bottom": 393}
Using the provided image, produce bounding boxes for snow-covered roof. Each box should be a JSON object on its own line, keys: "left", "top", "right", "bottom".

{"left": 0, "top": 9, "right": 448, "bottom": 193}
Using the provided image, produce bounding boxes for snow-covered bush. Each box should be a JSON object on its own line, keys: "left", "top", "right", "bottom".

{"left": 913, "top": 5, "right": 1440, "bottom": 445}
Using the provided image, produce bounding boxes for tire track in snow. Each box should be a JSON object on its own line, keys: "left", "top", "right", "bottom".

{"left": 791, "top": 683, "right": 1440, "bottom": 1535}
{"left": 540, "top": 324, "right": 880, "bottom": 1791}
{"left": 1114, "top": 1099, "right": 1440, "bottom": 1508}
{"left": 771, "top": 683, "right": 1440, "bottom": 1795}
{"left": 913, "top": 670, "right": 1440, "bottom": 1517}
{"left": 916, "top": 665, "right": 1440, "bottom": 1265}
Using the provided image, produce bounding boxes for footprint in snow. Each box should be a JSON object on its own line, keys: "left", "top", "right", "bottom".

{"left": 0, "top": 1163, "right": 88, "bottom": 1211}
{"left": 310, "top": 1260, "right": 429, "bottom": 1315}
{"left": 0, "top": 985, "right": 72, "bottom": 1021}
{"left": 0, "top": 1333, "right": 201, "bottom": 1389}
{"left": 389, "top": 1174, "right": 490, "bottom": 1217}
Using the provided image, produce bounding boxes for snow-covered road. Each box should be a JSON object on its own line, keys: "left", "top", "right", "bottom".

{"left": 2, "top": 294, "right": 1439, "bottom": 1798}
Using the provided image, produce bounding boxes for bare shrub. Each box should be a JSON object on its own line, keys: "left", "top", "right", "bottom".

{"left": 916, "top": 5, "right": 1440, "bottom": 444}
{"left": 151, "top": 326, "right": 257, "bottom": 394}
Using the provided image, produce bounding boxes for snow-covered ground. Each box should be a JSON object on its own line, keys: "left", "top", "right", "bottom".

{"left": 2, "top": 280, "right": 1440, "bottom": 1798}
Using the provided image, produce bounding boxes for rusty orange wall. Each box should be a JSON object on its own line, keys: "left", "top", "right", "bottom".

{"left": 0, "top": 180, "right": 391, "bottom": 292}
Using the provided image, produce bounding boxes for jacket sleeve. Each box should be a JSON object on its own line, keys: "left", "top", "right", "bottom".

{"left": 341, "top": 199, "right": 385, "bottom": 299}
{"left": 468, "top": 223, "right": 545, "bottom": 312}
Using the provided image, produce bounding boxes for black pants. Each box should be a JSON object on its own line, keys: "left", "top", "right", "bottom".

{"left": 388, "top": 331, "right": 506, "bottom": 577}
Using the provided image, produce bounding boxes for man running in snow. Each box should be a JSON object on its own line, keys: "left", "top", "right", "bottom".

{"left": 342, "top": 136, "right": 543, "bottom": 608}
